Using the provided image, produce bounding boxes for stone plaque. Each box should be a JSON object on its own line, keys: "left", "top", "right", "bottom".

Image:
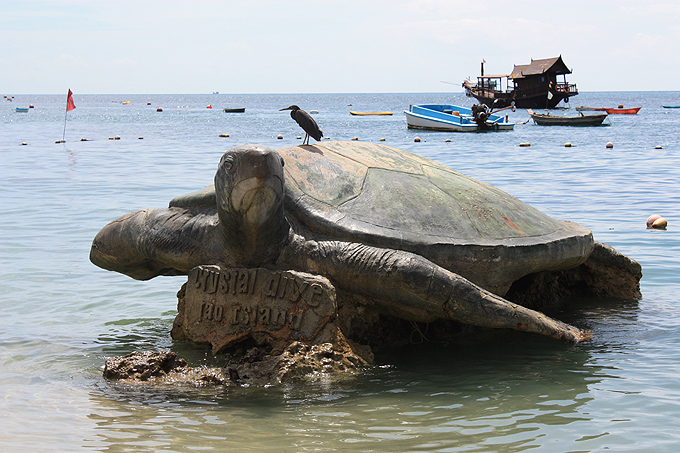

{"left": 173, "top": 265, "right": 337, "bottom": 352}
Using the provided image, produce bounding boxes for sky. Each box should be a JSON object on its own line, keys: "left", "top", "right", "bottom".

{"left": 2, "top": 0, "right": 680, "bottom": 94}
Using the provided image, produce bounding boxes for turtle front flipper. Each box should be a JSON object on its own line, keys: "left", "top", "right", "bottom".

{"left": 285, "top": 237, "right": 590, "bottom": 343}
{"left": 90, "top": 207, "right": 224, "bottom": 280}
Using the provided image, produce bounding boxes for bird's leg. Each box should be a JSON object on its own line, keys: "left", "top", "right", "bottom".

{"left": 303, "top": 133, "right": 309, "bottom": 145}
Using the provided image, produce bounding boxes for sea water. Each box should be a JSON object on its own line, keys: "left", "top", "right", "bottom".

{"left": 1, "top": 92, "right": 679, "bottom": 451}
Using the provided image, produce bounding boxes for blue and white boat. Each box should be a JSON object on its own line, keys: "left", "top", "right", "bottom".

{"left": 404, "top": 104, "right": 514, "bottom": 132}
{"left": 15, "top": 107, "right": 29, "bottom": 113}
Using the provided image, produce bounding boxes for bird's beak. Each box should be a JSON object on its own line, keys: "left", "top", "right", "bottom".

{"left": 279, "top": 107, "right": 292, "bottom": 111}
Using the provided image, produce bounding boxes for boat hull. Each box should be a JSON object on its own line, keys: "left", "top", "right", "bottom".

{"left": 576, "top": 106, "right": 640, "bottom": 114}
{"left": 528, "top": 110, "right": 608, "bottom": 126}
{"left": 463, "top": 82, "right": 576, "bottom": 109}
{"left": 604, "top": 107, "right": 640, "bottom": 114}
{"left": 223, "top": 108, "right": 245, "bottom": 113}
{"left": 404, "top": 104, "right": 514, "bottom": 132}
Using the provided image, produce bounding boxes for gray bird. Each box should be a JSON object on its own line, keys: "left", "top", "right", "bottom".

{"left": 280, "top": 105, "right": 323, "bottom": 145}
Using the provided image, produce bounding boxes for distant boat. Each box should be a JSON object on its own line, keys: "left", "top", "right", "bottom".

{"left": 576, "top": 106, "right": 640, "bottom": 114}
{"left": 462, "top": 56, "right": 578, "bottom": 109}
{"left": 15, "top": 107, "right": 29, "bottom": 113}
{"left": 223, "top": 107, "right": 245, "bottom": 113}
{"left": 528, "top": 109, "right": 608, "bottom": 126}
{"left": 662, "top": 105, "right": 680, "bottom": 109}
{"left": 122, "top": 101, "right": 131, "bottom": 104}
{"left": 404, "top": 104, "right": 514, "bottom": 132}
{"left": 604, "top": 107, "right": 640, "bottom": 114}
{"left": 350, "top": 111, "right": 393, "bottom": 116}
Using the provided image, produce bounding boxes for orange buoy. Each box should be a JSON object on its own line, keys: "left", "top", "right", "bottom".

{"left": 207, "top": 105, "right": 212, "bottom": 109}
{"left": 652, "top": 218, "right": 668, "bottom": 229}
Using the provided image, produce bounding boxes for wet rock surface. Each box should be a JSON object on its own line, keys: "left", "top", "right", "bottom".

{"left": 103, "top": 350, "right": 228, "bottom": 386}
{"left": 505, "top": 241, "right": 642, "bottom": 308}
{"left": 103, "top": 328, "right": 372, "bottom": 386}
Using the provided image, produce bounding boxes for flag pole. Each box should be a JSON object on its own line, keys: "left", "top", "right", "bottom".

{"left": 61, "top": 105, "right": 68, "bottom": 143}
{"left": 59, "top": 89, "right": 76, "bottom": 143}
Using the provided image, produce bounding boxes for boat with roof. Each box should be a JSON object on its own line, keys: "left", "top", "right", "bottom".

{"left": 462, "top": 56, "right": 578, "bottom": 109}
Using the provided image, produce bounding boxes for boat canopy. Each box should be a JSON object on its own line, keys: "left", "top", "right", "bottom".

{"left": 510, "top": 56, "right": 572, "bottom": 79}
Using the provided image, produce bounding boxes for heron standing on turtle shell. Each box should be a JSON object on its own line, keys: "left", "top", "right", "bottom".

{"left": 280, "top": 105, "right": 323, "bottom": 145}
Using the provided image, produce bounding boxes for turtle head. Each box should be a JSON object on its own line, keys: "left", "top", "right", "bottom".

{"left": 215, "top": 144, "right": 288, "bottom": 265}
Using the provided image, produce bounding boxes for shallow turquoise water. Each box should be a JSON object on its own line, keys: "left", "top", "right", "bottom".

{"left": 1, "top": 92, "right": 679, "bottom": 451}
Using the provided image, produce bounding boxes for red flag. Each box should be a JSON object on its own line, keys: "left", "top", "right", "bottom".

{"left": 66, "top": 89, "right": 76, "bottom": 112}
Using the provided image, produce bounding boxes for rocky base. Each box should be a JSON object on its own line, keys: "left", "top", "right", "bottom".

{"left": 103, "top": 350, "right": 228, "bottom": 386}
{"left": 103, "top": 328, "right": 372, "bottom": 386}
{"left": 505, "top": 241, "right": 642, "bottom": 309}
{"left": 226, "top": 328, "right": 373, "bottom": 383}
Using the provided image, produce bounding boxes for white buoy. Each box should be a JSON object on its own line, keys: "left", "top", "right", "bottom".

{"left": 277, "top": 134, "right": 283, "bottom": 139}
{"left": 606, "top": 142, "right": 614, "bottom": 148}
{"left": 414, "top": 137, "right": 421, "bottom": 142}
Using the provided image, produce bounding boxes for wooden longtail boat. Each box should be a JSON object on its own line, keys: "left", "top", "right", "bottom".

{"left": 604, "top": 107, "right": 640, "bottom": 114}
{"left": 528, "top": 109, "right": 608, "bottom": 126}
{"left": 462, "top": 56, "right": 578, "bottom": 109}
{"left": 576, "top": 106, "right": 640, "bottom": 114}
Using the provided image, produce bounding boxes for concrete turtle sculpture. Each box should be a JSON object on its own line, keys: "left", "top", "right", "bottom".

{"left": 90, "top": 141, "right": 640, "bottom": 343}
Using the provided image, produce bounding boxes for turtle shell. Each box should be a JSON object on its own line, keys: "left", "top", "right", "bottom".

{"left": 278, "top": 141, "right": 593, "bottom": 293}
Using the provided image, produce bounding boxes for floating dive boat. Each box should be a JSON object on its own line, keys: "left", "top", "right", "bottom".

{"left": 404, "top": 104, "right": 514, "bottom": 132}
{"left": 576, "top": 106, "right": 640, "bottom": 114}
{"left": 350, "top": 111, "right": 393, "bottom": 116}
{"left": 223, "top": 107, "right": 245, "bottom": 113}
{"left": 462, "top": 56, "right": 578, "bottom": 109}
{"left": 528, "top": 109, "right": 608, "bottom": 126}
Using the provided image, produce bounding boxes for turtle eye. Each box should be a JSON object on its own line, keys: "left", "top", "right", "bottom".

{"left": 223, "top": 157, "right": 234, "bottom": 171}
